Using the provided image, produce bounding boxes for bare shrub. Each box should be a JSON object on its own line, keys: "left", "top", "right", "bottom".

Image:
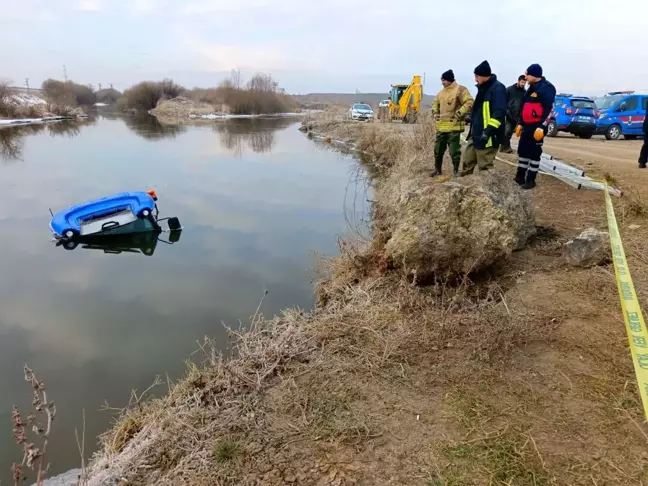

{"left": 42, "top": 79, "right": 96, "bottom": 106}
{"left": 183, "top": 73, "right": 298, "bottom": 115}
{"left": 121, "top": 79, "right": 186, "bottom": 111}
{"left": 0, "top": 81, "right": 16, "bottom": 117}
{"left": 15, "top": 105, "right": 43, "bottom": 118}
{"left": 96, "top": 88, "right": 122, "bottom": 104}
{"left": 46, "top": 104, "right": 75, "bottom": 116}
{"left": 11, "top": 366, "right": 56, "bottom": 486}
{"left": 246, "top": 73, "right": 277, "bottom": 92}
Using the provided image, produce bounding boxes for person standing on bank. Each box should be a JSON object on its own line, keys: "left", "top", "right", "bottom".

{"left": 430, "top": 69, "right": 474, "bottom": 177}
{"left": 514, "top": 64, "right": 556, "bottom": 189}
{"left": 461, "top": 60, "right": 507, "bottom": 176}
{"left": 500, "top": 75, "right": 527, "bottom": 153}
{"left": 639, "top": 109, "right": 648, "bottom": 168}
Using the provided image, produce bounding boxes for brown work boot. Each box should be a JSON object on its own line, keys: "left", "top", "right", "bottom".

{"left": 500, "top": 146, "right": 513, "bottom": 154}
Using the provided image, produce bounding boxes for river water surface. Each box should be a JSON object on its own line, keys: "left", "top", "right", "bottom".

{"left": 0, "top": 115, "right": 368, "bottom": 481}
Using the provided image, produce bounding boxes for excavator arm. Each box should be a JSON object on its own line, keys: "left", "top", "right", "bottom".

{"left": 388, "top": 75, "right": 422, "bottom": 123}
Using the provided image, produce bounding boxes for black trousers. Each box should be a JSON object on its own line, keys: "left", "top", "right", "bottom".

{"left": 640, "top": 137, "right": 648, "bottom": 167}
{"left": 517, "top": 126, "right": 543, "bottom": 174}
{"left": 501, "top": 117, "right": 517, "bottom": 149}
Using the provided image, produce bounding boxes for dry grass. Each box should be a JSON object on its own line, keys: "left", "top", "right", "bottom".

{"left": 88, "top": 270, "right": 553, "bottom": 485}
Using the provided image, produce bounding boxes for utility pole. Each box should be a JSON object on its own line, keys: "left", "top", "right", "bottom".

{"left": 25, "top": 78, "right": 30, "bottom": 92}
{"left": 109, "top": 83, "right": 114, "bottom": 90}
{"left": 98, "top": 82, "right": 102, "bottom": 91}
{"left": 63, "top": 64, "right": 68, "bottom": 82}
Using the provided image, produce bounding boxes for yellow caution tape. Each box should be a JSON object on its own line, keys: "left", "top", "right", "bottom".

{"left": 605, "top": 182, "right": 648, "bottom": 419}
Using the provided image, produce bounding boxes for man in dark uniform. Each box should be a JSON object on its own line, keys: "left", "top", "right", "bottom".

{"left": 461, "top": 60, "right": 507, "bottom": 175}
{"left": 639, "top": 111, "right": 648, "bottom": 168}
{"left": 500, "top": 75, "right": 527, "bottom": 153}
{"left": 514, "top": 64, "right": 556, "bottom": 189}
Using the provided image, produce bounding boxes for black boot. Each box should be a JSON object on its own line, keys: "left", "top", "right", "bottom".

{"left": 431, "top": 159, "right": 443, "bottom": 177}
{"left": 452, "top": 159, "right": 460, "bottom": 178}
{"left": 639, "top": 163, "right": 647, "bottom": 169}
{"left": 522, "top": 170, "right": 537, "bottom": 190}
{"left": 514, "top": 167, "right": 526, "bottom": 185}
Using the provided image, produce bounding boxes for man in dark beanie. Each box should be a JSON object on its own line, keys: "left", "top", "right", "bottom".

{"left": 501, "top": 75, "right": 527, "bottom": 153}
{"left": 514, "top": 63, "right": 556, "bottom": 189}
{"left": 430, "top": 69, "right": 473, "bottom": 177}
{"left": 462, "top": 60, "right": 507, "bottom": 175}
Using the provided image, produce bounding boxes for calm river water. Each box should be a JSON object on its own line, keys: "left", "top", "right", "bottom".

{"left": 0, "top": 114, "right": 368, "bottom": 481}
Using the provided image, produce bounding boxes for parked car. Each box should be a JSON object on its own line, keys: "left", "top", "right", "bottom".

{"left": 348, "top": 102, "right": 374, "bottom": 121}
{"left": 545, "top": 94, "right": 598, "bottom": 138}
{"left": 595, "top": 91, "right": 647, "bottom": 140}
{"left": 378, "top": 99, "right": 390, "bottom": 108}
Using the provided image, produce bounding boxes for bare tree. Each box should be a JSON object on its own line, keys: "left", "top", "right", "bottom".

{"left": 246, "top": 73, "right": 275, "bottom": 93}
{"left": 230, "top": 68, "right": 241, "bottom": 89}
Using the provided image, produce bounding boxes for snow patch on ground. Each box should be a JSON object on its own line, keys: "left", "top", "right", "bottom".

{"left": 9, "top": 93, "right": 47, "bottom": 106}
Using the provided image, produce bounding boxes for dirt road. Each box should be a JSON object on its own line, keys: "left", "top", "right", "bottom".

{"left": 542, "top": 135, "right": 645, "bottom": 190}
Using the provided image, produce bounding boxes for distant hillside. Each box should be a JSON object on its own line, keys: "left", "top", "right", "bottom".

{"left": 293, "top": 92, "right": 435, "bottom": 109}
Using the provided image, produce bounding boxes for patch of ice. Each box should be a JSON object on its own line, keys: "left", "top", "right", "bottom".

{"left": 31, "top": 469, "right": 82, "bottom": 486}
{"left": 94, "top": 102, "right": 108, "bottom": 107}
{"left": 188, "top": 112, "right": 306, "bottom": 120}
{"left": 0, "top": 116, "right": 69, "bottom": 126}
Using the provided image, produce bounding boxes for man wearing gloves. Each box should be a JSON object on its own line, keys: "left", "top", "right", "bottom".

{"left": 501, "top": 75, "right": 527, "bottom": 153}
{"left": 462, "top": 60, "right": 507, "bottom": 176}
{"left": 514, "top": 64, "right": 556, "bottom": 189}
{"left": 430, "top": 69, "right": 474, "bottom": 177}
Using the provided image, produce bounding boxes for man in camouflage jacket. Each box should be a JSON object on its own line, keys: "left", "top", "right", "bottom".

{"left": 431, "top": 69, "right": 474, "bottom": 177}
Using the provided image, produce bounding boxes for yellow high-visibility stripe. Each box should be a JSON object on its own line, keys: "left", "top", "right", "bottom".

{"left": 482, "top": 101, "right": 492, "bottom": 148}
{"left": 482, "top": 101, "right": 490, "bottom": 129}
{"left": 488, "top": 119, "right": 501, "bottom": 128}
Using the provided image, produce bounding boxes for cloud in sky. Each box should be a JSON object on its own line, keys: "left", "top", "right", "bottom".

{"left": 0, "top": 0, "right": 647, "bottom": 94}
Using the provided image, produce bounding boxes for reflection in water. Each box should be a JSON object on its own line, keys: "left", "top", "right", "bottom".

{"left": 0, "top": 120, "right": 95, "bottom": 162}
{"left": 122, "top": 114, "right": 187, "bottom": 140}
{"left": 56, "top": 230, "right": 182, "bottom": 256}
{"left": 344, "top": 164, "right": 372, "bottom": 241}
{"left": 213, "top": 118, "right": 296, "bottom": 155}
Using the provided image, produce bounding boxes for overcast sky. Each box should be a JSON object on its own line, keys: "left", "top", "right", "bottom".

{"left": 1, "top": 0, "right": 647, "bottom": 95}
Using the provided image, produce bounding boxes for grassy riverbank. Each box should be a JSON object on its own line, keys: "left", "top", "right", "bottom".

{"left": 87, "top": 115, "right": 648, "bottom": 485}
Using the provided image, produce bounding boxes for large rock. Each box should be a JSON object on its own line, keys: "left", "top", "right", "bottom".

{"left": 562, "top": 228, "right": 610, "bottom": 267}
{"left": 381, "top": 171, "right": 535, "bottom": 278}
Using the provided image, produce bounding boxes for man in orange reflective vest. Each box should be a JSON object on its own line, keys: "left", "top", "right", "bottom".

{"left": 514, "top": 64, "right": 556, "bottom": 189}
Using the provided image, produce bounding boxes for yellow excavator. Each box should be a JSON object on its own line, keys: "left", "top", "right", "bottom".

{"left": 387, "top": 75, "right": 422, "bottom": 123}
